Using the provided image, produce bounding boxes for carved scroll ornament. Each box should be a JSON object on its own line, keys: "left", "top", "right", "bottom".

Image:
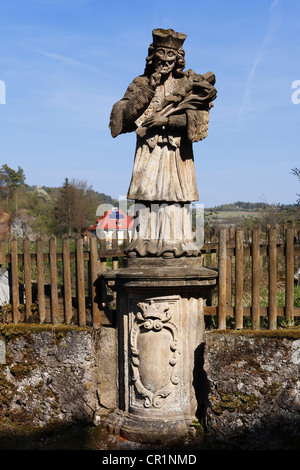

{"left": 130, "top": 301, "right": 180, "bottom": 408}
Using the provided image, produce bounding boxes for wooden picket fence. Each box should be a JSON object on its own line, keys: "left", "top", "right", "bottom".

{"left": 203, "top": 225, "right": 300, "bottom": 330}
{"left": 0, "top": 225, "right": 299, "bottom": 330}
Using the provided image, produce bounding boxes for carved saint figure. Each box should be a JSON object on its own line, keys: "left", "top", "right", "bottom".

{"left": 109, "top": 28, "right": 216, "bottom": 258}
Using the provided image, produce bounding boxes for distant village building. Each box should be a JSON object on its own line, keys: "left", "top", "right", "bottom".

{"left": 86, "top": 207, "right": 133, "bottom": 245}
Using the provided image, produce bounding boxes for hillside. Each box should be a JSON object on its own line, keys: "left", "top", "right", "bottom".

{"left": 0, "top": 164, "right": 119, "bottom": 239}
{"left": 204, "top": 201, "right": 299, "bottom": 229}
{"left": 0, "top": 164, "right": 299, "bottom": 239}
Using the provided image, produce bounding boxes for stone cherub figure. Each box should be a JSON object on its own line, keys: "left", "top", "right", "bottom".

{"left": 109, "top": 28, "right": 217, "bottom": 258}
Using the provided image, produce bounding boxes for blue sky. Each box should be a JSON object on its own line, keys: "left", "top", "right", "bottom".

{"left": 0, "top": 0, "right": 299, "bottom": 208}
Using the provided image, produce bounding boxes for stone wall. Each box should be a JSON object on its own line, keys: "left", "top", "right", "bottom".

{"left": 203, "top": 330, "right": 300, "bottom": 449}
{"left": 1, "top": 323, "right": 300, "bottom": 449}
{"left": 0, "top": 324, "right": 117, "bottom": 428}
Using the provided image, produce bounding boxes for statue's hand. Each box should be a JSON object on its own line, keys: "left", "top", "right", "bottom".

{"left": 142, "top": 114, "right": 168, "bottom": 129}
{"left": 150, "top": 72, "right": 161, "bottom": 89}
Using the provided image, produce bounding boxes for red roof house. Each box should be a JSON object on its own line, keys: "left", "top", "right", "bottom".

{"left": 86, "top": 207, "right": 133, "bottom": 243}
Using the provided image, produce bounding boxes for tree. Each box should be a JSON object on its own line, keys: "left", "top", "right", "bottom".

{"left": 68, "top": 179, "right": 99, "bottom": 227}
{"left": 68, "top": 178, "right": 120, "bottom": 228}
{"left": 53, "top": 178, "right": 88, "bottom": 235}
{"left": 285, "top": 168, "right": 300, "bottom": 227}
{"left": 292, "top": 168, "right": 300, "bottom": 204}
{"left": 0, "top": 164, "right": 25, "bottom": 210}
{"left": 26, "top": 186, "right": 56, "bottom": 236}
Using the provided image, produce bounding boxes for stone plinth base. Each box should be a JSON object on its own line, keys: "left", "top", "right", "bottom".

{"left": 101, "top": 256, "right": 217, "bottom": 444}
{"left": 106, "top": 410, "right": 196, "bottom": 444}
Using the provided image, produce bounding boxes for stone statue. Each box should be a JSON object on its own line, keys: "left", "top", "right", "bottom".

{"left": 109, "top": 28, "right": 217, "bottom": 258}
{"left": 104, "top": 29, "right": 219, "bottom": 443}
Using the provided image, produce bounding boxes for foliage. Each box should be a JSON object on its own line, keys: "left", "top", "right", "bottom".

{"left": 0, "top": 164, "right": 25, "bottom": 211}
{"left": 205, "top": 202, "right": 300, "bottom": 232}
{"left": 26, "top": 186, "right": 56, "bottom": 236}
{"left": 0, "top": 164, "right": 118, "bottom": 238}
{"left": 1, "top": 164, "right": 300, "bottom": 238}
{"left": 291, "top": 167, "right": 300, "bottom": 203}
{"left": 54, "top": 178, "right": 88, "bottom": 236}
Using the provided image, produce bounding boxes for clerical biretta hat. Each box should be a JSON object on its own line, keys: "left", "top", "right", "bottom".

{"left": 152, "top": 28, "right": 186, "bottom": 50}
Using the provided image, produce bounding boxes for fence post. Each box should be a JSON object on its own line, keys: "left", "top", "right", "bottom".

{"left": 76, "top": 236, "right": 86, "bottom": 326}
{"left": 62, "top": 234, "right": 72, "bottom": 324}
{"left": 36, "top": 238, "right": 46, "bottom": 323}
{"left": 112, "top": 232, "right": 119, "bottom": 270}
{"left": 226, "top": 255, "right": 232, "bottom": 307}
{"left": 100, "top": 234, "right": 107, "bottom": 272}
{"left": 211, "top": 228, "right": 217, "bottom": 267}
{"left": 218, "top": 227, "right": 227, "bottom": 329}
{"left": 10, "top": 237, "right": 19, "bottom": 323}
{"left": 90, "top": 235, "right": 101, "bottom": 329}
{"left": 285, "top": 226, "right": 294, "bottom": 323}
{"left": 23, "top": 236, "right": 32, "bottom": 321}
{"left": 268, "top": 227, "right": 277, "bottom": 330}
{"left": 49, "top": 235, "right": 59, "bottom": 324}
{"left": 0, "top": 239, "right": 6, "bottom": 265}
{"left": 235, "top": 227, "right": 244, "bottom": 329}
{"left": 252, "top": 227, "right": 260, "bottom": 329}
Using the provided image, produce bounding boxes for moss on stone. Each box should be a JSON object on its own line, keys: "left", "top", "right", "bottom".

{"left": 0, "top": 323, "right": 91, "bottom": 344}
{"left": 245, "top": 357, "right": 265, "bottom": 375}
{"left": 0, "top": 373, "right": 17, "bottom": 407}
{"left": 208, "top": 327, "right": 300, "bottom": 340}
{"left": 261, "top": 382, "right": 282, "bottom": 399}
{"left": 212, "top": 391, "right": 259, "bottom": 415}
{"left": 10, "top": 362, "right": 31, "bottom": 380}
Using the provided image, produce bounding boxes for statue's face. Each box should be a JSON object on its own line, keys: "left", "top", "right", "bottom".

{"left": 154, "top": 47, "right": 177, "bottom": 75}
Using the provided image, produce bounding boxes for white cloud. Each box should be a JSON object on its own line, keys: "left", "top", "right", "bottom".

{"left": 237, "top": 0, "right": 281, "bottom": 124}
{"left": 31, "top": 47, "right": 105, "bottom": 75}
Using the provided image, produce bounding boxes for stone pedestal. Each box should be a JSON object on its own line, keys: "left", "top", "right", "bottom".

{"left": 101, "top": 256, "right": 217, "bottom": 443}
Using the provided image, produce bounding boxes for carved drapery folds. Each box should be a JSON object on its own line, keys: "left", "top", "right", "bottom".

{"left": 130, "top": 300, "right": 180, "bottom": 408}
